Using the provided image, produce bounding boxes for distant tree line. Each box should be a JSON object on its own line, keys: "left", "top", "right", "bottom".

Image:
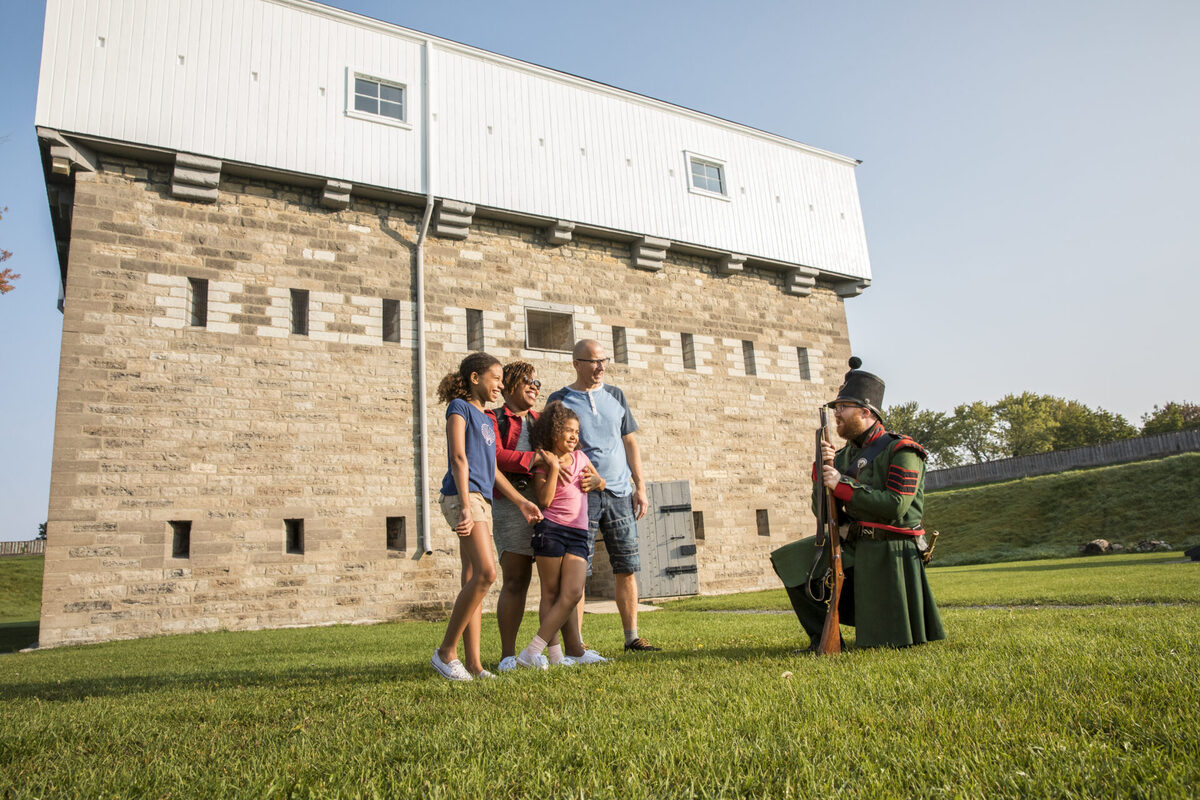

{"left": 883, "top": 394, "right": 1200, "bottom": 468}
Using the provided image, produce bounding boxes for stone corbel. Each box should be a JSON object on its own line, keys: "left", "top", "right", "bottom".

{"left": 718, "top": 253, "right": 746, "bottom": 275}
{"left": 545, "top": 220, "right": 575, "bottom": 246}
{"left": 433, "top": 199, "right": 475, "bottom": 240}
{"left": 785, "top": 267, "right": 818, "bottom": 296}
{"left": 632, "top": 236, "right": 669, "bottom": 271}
{"left": 321, "top": 180, "right": 352, "bottom": 209}
{"left": 172, "top": 153, "right": 221, "bottom": 203}
{"left": 835, "top": 279, "right": 871, "bottom": 298}
{"left": 37, "top": 128, "right": 99, "bottom": 176}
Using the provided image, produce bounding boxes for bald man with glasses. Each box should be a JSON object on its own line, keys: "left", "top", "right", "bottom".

{"left": 547, "top": 339, "right": 660, "bottom": 652}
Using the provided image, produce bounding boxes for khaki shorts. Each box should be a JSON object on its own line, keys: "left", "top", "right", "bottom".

{"left": 438, "top": 492, "right": 493, "bottom": 531}
{"left": 491, "top": 485, "right": 539, "bottom": 557}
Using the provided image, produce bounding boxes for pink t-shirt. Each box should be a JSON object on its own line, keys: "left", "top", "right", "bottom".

{"left": 534, "top": 451, "right": 592, "bottom": 530}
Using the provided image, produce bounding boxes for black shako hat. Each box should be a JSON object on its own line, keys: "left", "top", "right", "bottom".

{"left": 825, "top": 357, "right": 886, "bottom": 420}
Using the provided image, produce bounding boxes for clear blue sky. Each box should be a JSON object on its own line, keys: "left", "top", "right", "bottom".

{"left": 2, "top": 0, "right": 1198, "bottom": 540}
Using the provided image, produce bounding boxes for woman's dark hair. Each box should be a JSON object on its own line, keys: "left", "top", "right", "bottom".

{"left": 501, "top": 361, "right": 536, "bottom": 399}
{"left": 531, "top": 400, "right": 579, "bottom": 452}
{"left": 436, "top": 352, "right": 501, "bottom": 404}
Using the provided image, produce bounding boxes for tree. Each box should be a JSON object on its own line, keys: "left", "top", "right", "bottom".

{"left": 950, "top": 401, "right": 1006, "bottom": 463}
{"left": 1141, "top": 402, "right": 1200, "bottom": 435}
{"left": 37, "top": 522, "right": 47, "bottom": 540}
{"left": 993, "top": 392, "right": 1064, "bottom": 457}
{"left": 0, "top": 205, "right": 16, "bottom": 295}
{"left": 883, "top": 401, "right": 962, "bottom": 468}
{"left": 1053, "top": 401, "right": 1137, "bottom": 449}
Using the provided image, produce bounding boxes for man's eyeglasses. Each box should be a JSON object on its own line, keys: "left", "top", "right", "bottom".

{"left": 523, "top": 377, "right": 542, "bottom": 390}
{"left": 574, "top": 358, "right": 609, "bottom": 367}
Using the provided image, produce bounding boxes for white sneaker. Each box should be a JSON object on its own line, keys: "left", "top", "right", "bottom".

{"left": 432, "top": 650, "right": 473, "bottom": 681}
{"left": 515, "top": 650, "right": 549, "bottom": 670}
{"left": 498, "top": 656, "right": 518, "bottom": 673}
{"left": 550, "top": 655, "right": 579, "bottom": 667}
{"left": 574, "top": 649, "right": 608, "bottom": 665}
{"left": 473, "top": 669, "right": 497, "bottom": 679}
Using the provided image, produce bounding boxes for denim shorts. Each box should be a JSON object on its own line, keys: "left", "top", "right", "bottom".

{"left": 586, "top": 489, "right": 640, "bottom": 575}
{"left": 532, "top": 518, "right": 590, "bottom": 560}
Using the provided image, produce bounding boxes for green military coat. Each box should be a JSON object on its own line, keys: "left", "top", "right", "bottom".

{"left": 771, "top": 423, "right": 946, "bottom": 648}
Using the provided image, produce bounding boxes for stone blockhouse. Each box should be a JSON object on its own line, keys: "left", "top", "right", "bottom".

{"left": 35, "top": 0, "right": 872, "bottom": 647}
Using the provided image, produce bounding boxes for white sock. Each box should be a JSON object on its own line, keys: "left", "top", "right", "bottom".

{"left": 547, "top": 644, "right": 565, "bottom": 664}
{"left": 625, "top": 629, "right": 638, "bottom": 645}
{"left": 521, "top": 634, "right": 548, "bottom": 661}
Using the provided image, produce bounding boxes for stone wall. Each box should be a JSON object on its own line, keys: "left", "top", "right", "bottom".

{"left": 41, "top": 158, "right": 852, "bottom": 647}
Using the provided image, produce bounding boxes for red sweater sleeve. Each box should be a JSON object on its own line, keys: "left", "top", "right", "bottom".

{"left": 494, "top": 411, "right": 537, "bottom": 474}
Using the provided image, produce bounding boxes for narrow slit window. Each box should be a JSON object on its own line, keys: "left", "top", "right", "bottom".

{"left": 681, "top": 332, "right": 696, "bottom": 370}
{"left": 188, "top": 278, "right": 208, "bottom": 327}
{"left": 525, "top": 308, "right": 574, "bottom": 352}
{"left": 797, "top": 347, "right": 812, "bottom": 381}
{"left": 612, "top": 326, "right": 628, "bottom": 364}
{"left": 290, "top": 289, "right": 309, "bottom": 336}
{"left": 386, "top": 516, "right": 407, "bottom": 552}
{"left": 756, "top": 509, "right": 770, "bottom": 537}
{"left": 383, "top": 298, "right": 403, "bottom": 343}
{"left": 742, "top": 340, "right": 757, "bottom": 376}
{"left": 285, "top": 519, "right": 305, "bottom": 554}
{"left": 692, "top": 511, "right": 705, "bottom": 542}
{"left": 170, "top": 520, "right": 191, "bottom": 558}
{"left": 466, "top": 308, "right": 485, "bottom": 351}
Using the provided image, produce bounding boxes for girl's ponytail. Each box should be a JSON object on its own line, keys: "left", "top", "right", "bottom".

{"left": 436, "top": 351, "right": 501, "bottom": 404}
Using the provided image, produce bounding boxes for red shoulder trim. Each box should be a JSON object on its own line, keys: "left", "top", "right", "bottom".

{"left": 888, "top": 435, "right": 928, "bottom": 460}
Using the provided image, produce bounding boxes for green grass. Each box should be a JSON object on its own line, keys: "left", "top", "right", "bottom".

{"left": 0, "top": 555, "right": 42, "bottom": 654}
{"left": 2, "top": 556, "right": 1199, "bottom": 798}
{"left": 664, "top": 552, "right": 1200, "bottom": 612}
{"left": 924, "top": 452, "right": 1200, "bottom": 565}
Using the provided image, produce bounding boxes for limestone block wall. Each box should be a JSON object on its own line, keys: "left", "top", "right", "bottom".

{"left": 41, "top": 157, "right": 851, "bottom": 647}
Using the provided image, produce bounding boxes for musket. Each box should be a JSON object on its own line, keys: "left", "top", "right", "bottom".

{"left": 815, "top": 407, "right": 844, "bottom": 655}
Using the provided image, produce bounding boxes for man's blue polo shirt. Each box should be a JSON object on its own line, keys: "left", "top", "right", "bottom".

{"left": 546, "top": 384, "right": 638, "bottom": 497}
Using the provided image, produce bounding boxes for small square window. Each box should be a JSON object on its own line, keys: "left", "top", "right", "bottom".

{"left": 525, "top": 308, "right": 574, "bottom": 352}
{"left": 290, "top": 289, "right": 309, "bottom": 336}
{"left": 466, "top": 308, "right": 485, "bottom": 352}
{"left": 170, "top": 520, "right": 191, "bottom": 559}
{"left": 612, "top": 326, "right": 628, "bottom": 364}
{"left": 285, "top": 519, "right": 305, "bottom": 554}
{"left": 681, "top": 332, "right": 696, "bottom": 370}
{"left": 386, "top": 516, "right": 407, "bottom": 552}
{"left": 188, "top": 278, "right": 208, "bottom": 327}
{"left": 756, "top": 509, "right": 770, "bottom": 537}
{"left": 742, "top": 340, "right": 757, "bottom": 376}
{"left": 383, "top": 298, "right": 403, "bottom": 343}
{"left": 692, "top": 510, "right": 705, "bottom": 542}
{"left": 352, "top": 74, "right": 405, "bottom": 123}
{"left": 686, "top": 152, "right": 728, "bottom": 198}
{"left": 797, "top": 347, "right": 812, "bottom": 381}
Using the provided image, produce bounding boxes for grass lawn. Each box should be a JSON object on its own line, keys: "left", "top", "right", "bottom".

{"left": 0, "top": 555, "right": 42, "bottom": 655}
{"left": 2, "top": 555, "right": 1198, "bottom": 798}
{"left": 924, "top": 452, "right": 1200, "bottom": 565}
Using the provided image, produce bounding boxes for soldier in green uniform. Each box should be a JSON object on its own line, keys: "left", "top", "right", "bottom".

{"left": 771, "top": 358, "right": 946, "bottom": 650}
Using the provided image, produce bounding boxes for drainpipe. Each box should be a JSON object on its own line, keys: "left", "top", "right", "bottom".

{"left": 416, "top": 38, "right": 436, "bottom": 555}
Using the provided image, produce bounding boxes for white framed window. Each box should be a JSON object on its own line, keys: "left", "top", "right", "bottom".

{"left": 684, "top": 151, "right": 730, "bottom": 201}
{"left": 346, "top": 69, "right": 410, "bottom": 129}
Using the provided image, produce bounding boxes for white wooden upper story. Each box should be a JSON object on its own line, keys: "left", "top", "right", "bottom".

{"left": 36, "top": 0, "right": 872, "bottom": 283}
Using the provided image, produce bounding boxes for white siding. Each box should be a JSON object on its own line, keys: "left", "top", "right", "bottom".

{"left": 36, "top": 0, "right": 870, "bottom": 280}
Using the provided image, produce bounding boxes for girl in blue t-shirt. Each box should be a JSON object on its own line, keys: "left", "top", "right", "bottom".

{"left": 432, "top": 352, "right": 542, "bottom": 682}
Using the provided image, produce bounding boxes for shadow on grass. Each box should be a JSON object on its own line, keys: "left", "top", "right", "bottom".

{"left": 0, "top": 641, "right": 833, "bottom": 703}
{"left": 952, "top": 557, "right": 1182, "bottom": 574}
{"left": 0, "top": 622, "right": 38, "bottom": 654}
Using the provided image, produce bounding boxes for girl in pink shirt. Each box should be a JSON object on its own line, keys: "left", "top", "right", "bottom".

{"left": 515, "top": 402, "right": 606, "bottom": 669}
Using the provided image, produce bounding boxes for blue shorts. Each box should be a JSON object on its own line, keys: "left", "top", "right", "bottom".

{"left": 587, "top": 490, "right": 640, "bottom": 576}
{"left": 532, "top": 519, "right": 590, "bottom": 560}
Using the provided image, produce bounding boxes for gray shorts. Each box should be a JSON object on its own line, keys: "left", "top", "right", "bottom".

{"left": 491, "top": 484, "right": 539, "bottom": 558}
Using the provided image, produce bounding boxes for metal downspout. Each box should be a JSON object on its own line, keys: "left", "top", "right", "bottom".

{"left": 417, "top": 39, "right": 436, "bottom": 555}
